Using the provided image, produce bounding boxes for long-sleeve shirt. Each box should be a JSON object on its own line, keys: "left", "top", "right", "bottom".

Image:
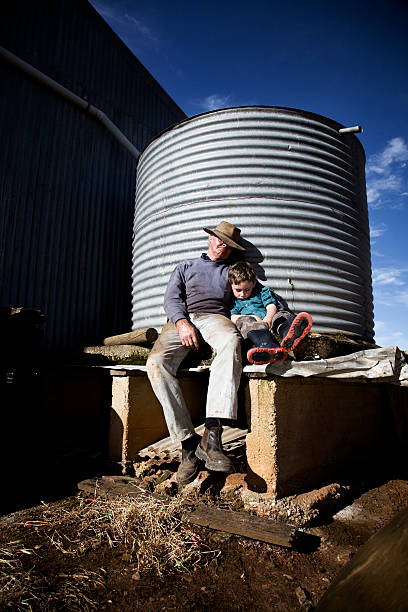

{"left": 164, "top": 254, "right": 233, "bottom": 324}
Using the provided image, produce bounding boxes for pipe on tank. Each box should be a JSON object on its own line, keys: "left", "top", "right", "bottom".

{"left": 0, "top": 45, "right": 140, "bottom": 159}
{"left": 339, "top": 126, "right": 363, "bottom": 134}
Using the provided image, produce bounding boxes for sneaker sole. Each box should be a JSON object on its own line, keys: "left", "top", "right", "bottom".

{"left": 247, "top": 347, "right": 288, "bottom": 365}
{"left": 281, "top": 312, "right": 312, "bottom": 351}
{"left": 195, "top": 445, "right": 234, "bottom": 473}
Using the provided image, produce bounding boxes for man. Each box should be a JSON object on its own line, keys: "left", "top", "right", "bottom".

{"left": 146, "top": 221, "right": 245, "bottom": 485}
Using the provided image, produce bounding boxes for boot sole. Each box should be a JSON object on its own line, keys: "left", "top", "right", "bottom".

{"left": 247, "top": 347, "right": 288, "bottom": 365}
{"left": 281, "top": 312, "right": 312, "bottom": 351}
{"left": 195, "top": 445, "right": 234, "bottom": 473}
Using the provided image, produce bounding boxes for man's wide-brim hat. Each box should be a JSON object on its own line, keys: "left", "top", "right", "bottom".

{"left": 203, "top": 221, "right": 245, "bottom": 251}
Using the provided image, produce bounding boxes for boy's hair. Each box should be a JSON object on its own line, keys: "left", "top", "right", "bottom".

{"left": 228, "top": 261, "right": 257, "bottom": 285}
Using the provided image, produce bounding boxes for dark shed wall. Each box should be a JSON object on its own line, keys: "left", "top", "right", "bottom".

{"left": 0, "top": 0, "right": 186, "bottom": 348}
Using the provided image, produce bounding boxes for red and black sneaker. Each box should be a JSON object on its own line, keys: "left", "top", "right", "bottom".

{"left": 280, "top": 312, "right": 312, "bottom": 351}
{"left": 247, "top": 346, "right": 288, "bottom": 365}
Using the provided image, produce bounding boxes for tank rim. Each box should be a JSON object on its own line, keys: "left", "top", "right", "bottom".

{"left": 137, "top": 105, "right": 365, "bottom": 162}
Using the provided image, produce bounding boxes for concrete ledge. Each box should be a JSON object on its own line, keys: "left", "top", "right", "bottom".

{"left": 245, "top": 376, "right": 400, "bottom": 497}
{"left": 107, "top": 360, "right": 408, "bottom": 497}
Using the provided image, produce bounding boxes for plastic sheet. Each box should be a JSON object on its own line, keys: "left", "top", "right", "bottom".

{"left": 245, "top": 346, "right": 408, "bottom": 385}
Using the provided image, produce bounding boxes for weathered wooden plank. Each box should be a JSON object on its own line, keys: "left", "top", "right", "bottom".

{"left": 103, "top": 328, "right": 158, "bottom": 346}
{"left": 78, "top": 477, "right": 167, "bottom": 503}
{"left": 186, "top": 506, "right": 296, "bottom": 547}
{"left": 78, "top": 477, "right": 297, "bottom": 548}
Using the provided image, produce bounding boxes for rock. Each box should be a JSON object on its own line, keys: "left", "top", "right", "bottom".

{"left": 295, "top": 586, "right": 313, "bottom": 607}
{"left": 294, "top": 483, "right": 352, "bottom": 524}
{"left": 155, "top": 479, "right": 178, "bottom": 496}
{"left": 293, "top": 331, "right": 377, "bottom": 361}
{"left": 222, "top": 472, "right": 248, "bottom": 493}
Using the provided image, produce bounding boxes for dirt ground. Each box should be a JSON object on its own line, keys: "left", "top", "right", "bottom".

{"left": 1, "top": 471, "right": 408, "bottom": 612}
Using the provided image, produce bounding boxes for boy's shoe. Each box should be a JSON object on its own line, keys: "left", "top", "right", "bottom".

{"left": 247, "top": 346, "right": 288, "bottom": 365}
{"left": 246, "top": 327, "right": 288, "bottom": 365}
{"left": 279, "top": 312, "right": 312, "bottom": 351}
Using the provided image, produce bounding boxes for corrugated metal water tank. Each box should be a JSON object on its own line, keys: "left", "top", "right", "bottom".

{"left": 132, "top": 106, "right": 373, "bottom": 340}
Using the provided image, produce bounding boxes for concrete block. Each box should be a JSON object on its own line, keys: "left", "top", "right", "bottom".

{"left": 108, "top": 366, "right": 407, "bottom": 495}
{"left": 109, "top": 370, "right": 208, "bottom": 463}
{"left": 245, "top": 376, "right": 397, "bottom": 498}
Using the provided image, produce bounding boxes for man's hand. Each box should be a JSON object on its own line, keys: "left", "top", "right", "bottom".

{"left": 175, "top": 319, "right": 200, "bottom": 350}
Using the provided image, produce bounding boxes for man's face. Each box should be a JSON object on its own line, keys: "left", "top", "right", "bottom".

{"left": 231, "top": 280, "right": 255, "bottom": 300}
{"left": 207, "top": 235, "right": 233, "bottom": 260}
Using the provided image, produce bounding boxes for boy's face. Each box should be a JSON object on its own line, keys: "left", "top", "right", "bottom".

{"left": 231, "top": 279, "right": 255, "bottom": 300}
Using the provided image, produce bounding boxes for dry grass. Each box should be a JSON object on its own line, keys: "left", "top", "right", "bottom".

{"left": 41, "top": 493, "right": 211, "bottom": 574}
{"left": 0, "top": 493, "right": 217, "bottom": 610}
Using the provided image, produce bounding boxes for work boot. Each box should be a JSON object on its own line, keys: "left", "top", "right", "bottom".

{"left": 195, "top": 426, "right": 234, "bottom": 472}
{"left": 246, "top": 328, "right": 288, "bottom": 365}
{"left": 278, "top": 312, "right": 313, "bottom": 351}
{"left": 176, "top": 434, "right": 201, "bottom": 486}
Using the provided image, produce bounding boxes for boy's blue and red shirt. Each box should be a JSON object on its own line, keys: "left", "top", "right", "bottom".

{"left": 230, "top": 281, "right": 277, "bottom": 318}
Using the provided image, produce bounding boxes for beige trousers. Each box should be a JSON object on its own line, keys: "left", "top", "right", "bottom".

{"left": 146, "top": 313, "right": 242, "bottom": 443}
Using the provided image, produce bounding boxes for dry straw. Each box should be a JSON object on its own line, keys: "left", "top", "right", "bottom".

{"left": 0, "top": 493, "right": 218, "bottom": 610}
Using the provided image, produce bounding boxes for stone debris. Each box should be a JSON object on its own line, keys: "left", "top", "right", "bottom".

{"left": 295, "top": 585, "right": 313, "bottom": 608}
{"left": 126, "top": 436, "right": 354, "bottom": 527}
{"left": 241, "top": 483, "right": 353, "bottom": 527}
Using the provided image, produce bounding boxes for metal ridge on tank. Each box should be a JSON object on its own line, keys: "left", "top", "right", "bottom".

{"left": 132, "top": 106, "right": 373, "bottom": 340}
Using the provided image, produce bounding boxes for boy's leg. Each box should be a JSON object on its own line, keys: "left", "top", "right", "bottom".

{"left": 272, "top": 311, "right": 313, "bottom": 351}
{"left": 235, "top": 316, "right": 288, "bottom": 365}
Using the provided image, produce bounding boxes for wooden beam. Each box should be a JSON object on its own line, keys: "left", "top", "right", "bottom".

{"left": 103, "top": 328, "right": 158, "bottom": 346}
{"left": 186, "top": 506, "right": 296, "bottom": 547}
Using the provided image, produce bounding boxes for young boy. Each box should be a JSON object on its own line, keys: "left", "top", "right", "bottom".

{"left": 228, "top": 262, "right": 312, "bottom": 365}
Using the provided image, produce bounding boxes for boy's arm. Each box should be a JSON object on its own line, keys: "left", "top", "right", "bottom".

{"left": 230, "top": 297, "right": 242, "bottom": 323}
{"left": 263, "top": 303, "right": 278, "bottom": 327}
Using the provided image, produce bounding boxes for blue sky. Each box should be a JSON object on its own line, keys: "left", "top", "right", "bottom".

{"left": 90, "top": 0, "right": 408, "bottom": 349}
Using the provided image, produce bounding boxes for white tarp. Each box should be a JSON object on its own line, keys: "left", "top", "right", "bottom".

{"left": 108, "top": 347, "right": 408, "bottom": 386}
{"left": 244, "top": 346, "right": 408, "bottom": 385}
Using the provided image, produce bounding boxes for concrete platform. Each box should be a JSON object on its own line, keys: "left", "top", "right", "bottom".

{"left": 245, "top": 376, "right": 396, "bottom": 496}
{"left": 108, "top": 350, "right": 408, "bottom": 498}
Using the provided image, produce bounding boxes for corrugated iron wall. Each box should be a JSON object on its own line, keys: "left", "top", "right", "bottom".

{"left": 132, "top": 107, "right": 373, "bottom": 340}
{"left": 0, "top": 0, "right": 186, "bottom": 348}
